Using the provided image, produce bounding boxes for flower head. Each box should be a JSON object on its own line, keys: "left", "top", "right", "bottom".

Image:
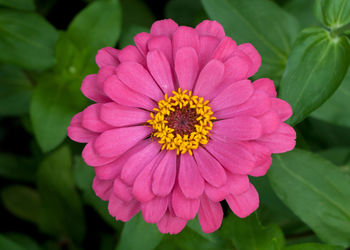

{"left": 67, "top": 19, "right": 296, "bottom": 234}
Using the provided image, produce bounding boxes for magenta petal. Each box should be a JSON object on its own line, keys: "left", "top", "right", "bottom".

{"left": 249, "top": 157, "right": 272, "bottom": 177}
{"left": 117, "top": 45, "right": 146, "bottom": 66}
{"left": 198, "top": 36, "right": 220, "bottom": 69}
{"left": 205, "top": 183, "right": 228, "bottom": 202}
{"left": 193, "top": 147, "right": 227, "bottom": 187}
{"left": 117, "top": 62, "right": 163, "bottom": 101}
{"left": 100, "top": 102, "right": 149, "bottom": 127}
{"left": 271, "top": 98, "right": 293, "bottom": 121}
{"left": 113, "top": 177, "right": 133, "bottom": 201}
{"left": 236, "top": 43, "right": 261, "bottom": 77}
{"left": 147, "top": 36, "right": 173, "bottom": 65}
{"left": 108, "top": 194, "right": 140, "bottom": 222}
{"left": 82, "top": 104, "right": 113, "bottom": 133}
{"left": 194, "top": 59, "right": 224, "bottom": 99}
{"left": 221, "top": 51, "right": 252, "bottom": 86}
{"left": 179, "top": 154, "right": 204, "bottom": 199}
{"left": 141, "top": 196, "right": 168, "bottom": 223}
{"left": 68, "top": 112, "right": 98, "bottom": 143}
{"left": 147, "top": 50, "right": 175, "bottom": 94}
{"left": 157, "top": 211, "right": 187, "bottom": 234}
{"left": 150, "top": 19, "right": 178, "bottom": 37}
{"left": 198, "top": 194, "right": 223, "bottom": 233}
{"left": 134, "top": 32, "right": 151, "bottom": 56}
{"left": 95, "top": 47, "right": 119, "bottom": 68}
{"left": 226, "top": 184, "right": 259, "bottom": 218}
{"left": 227, "top": 174, "right": 250, "bottom": 195}
{"left": 257, "top": 111, "right": 281, "bottom": 134}
{"left": 94, "top": 126, "right": 151, "bottom": 158}
{"left": 81, "top": 74, "right": 110, "bottom": 103}
{"left": 173, "top": 26, "right": 200, "bottom": 53}
{"left": 175, "top": 47, "right": 199, "bottom": 91}
{"left": 82, "top": 141, "right": 116, "bottom": 167}
{"left": 172, "top": 183, "right": 200, "bottom": 220}
{"left": 152, "top": 150, "right": 177, "bottom": 196}
{"left": 253, "top": 78, "right": 277, "bottom": 97}
{"left": 195, "top": 20, "right": 225, "bottom": 39}
{"left": 92, "top": 177, "right": 113, "bottom": 201}
{"left": 97, "top": 66, "right": 116, "bottom": 86}
{"left": 212, "top": 37, "right": 237, "bottom": 62}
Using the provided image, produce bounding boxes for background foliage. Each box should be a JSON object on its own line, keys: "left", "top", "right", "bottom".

{"left": 1, "top": 0, "right": 350, "bottom": 249}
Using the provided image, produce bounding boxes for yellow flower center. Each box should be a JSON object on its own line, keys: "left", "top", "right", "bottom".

{"left": 147, "top": 88, "right": 216, "bottom": 155}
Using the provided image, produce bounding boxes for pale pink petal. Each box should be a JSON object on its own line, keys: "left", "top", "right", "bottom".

{"left": 198, "top": 36, "right": 220, "bottom": 69}
{"left": 212, "top": 37, "right": 237, "bottom": 62}
{"left": 147, "top": 36, "right": 173, "bottom": 65}
{"left": 213, "top": 116, "right": 262, "bottom": 141}
{"left": 193, "top": 59, "right": 224, "bottom": 99}
{"left": 96, "top": 47, "right": 119, "bottom": 68}
{"left": 175, "top": 47, "right": 199, "bottom": 91}
{"left": 67, "top": 112, "right": 98, "bottom": 143}
{"left": 227, "top": 174, "right": 250, "bottom": 195}
{"left": 113, "top": 177, "right": 133, "bottom": 201}
{"left": 198, "top": 194, "right": 223, "bottom": 233}
{"left": 236, "top": 43, "right": 261, "bottom": 77}
{"left": 150, "top": 19, "right": 178, "bottom": 37}
{"left": 253, "top": 78, "right": 276, "bottom": 97}
{"left": 81, "top": 74, "right": 110, "bottom": 103}
{"left": 271, "top": 98, "right": 293, "bottom": 121}
{"left": 257, "top": 123, "right": 296, "bottom": 153}
{"left": 117, "top": 62, "right": 163, "bottom": 101}
{"left": 147, "top": 50, "right": 175, "bottom": 94}
{"left": 108, "top": 194, "right": 140, "bottom": 222}
{"left": 152, "top": 150, "right": 177, "bottom": 196}
{"left": 226, "top": 184, "right": 259, "bottom": 218}
{"left": 179, "top": 154, "right": 204, "bottom": 199}
{"left": 193, "top": 147, "right": 227, "bottom": 187}
{"left": 210, "top": 80, "right": 253, "bottom": 109}
{"left": 92, "top": 177, "right": 113, "bottom": 201}
{"left": 82, "top": 141, "right": 117, "bottom": 167}
{"left": 157, "top": 211, "right": 187, "bottom": 234}
{"left": 117, "top": 45, "right": 146, "bottom": 66}
{"left": 141, "top": 196, "right": 168, "bottom": 223}
{"left": 81, "top": 104, "right": 114, "bottom": 132}
{"left": 195, "top": 20, "right": 225, "bottom": 39}
{"left": 100, "top": 102, "right": 149, "bottom": 127}
{"left": 173, "top": 26, "right": 200, "bottom": 53}
{"left": 205, "top": 183, "right": 228, "bottom": 202}
{"left": 94, "top": 126, "right": 151, "bottom": 158}
{"left": 103, "top": 75, "right": 155, "bottom": 111}
{"left": 257, "top": 111, "right": 281, "bottom": 134}
{"left": 134, "top": 32, "right": 151, "bottom": 56}
{"left": 172, "top": 183, "right": 200, "bottom": 220}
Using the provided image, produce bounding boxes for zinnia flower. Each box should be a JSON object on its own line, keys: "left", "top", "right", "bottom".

{"left": 67, "top": 19, "right": 296, "bottom": 234}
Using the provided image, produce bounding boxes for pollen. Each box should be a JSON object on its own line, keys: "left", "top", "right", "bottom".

{"left": 147, "top": 88, "right": 216, "bottom": 155}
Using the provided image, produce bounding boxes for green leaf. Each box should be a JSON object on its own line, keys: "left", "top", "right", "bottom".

{"left": 311, "top": 67, "right": 350, "bottom": 128}
{"left": 0, "top": 9, "right": 58, "bottom": 70}
{"left": 284, "top": 242, "right": 344, "bottom": 250}
{"left": 37, "top": 146, "right": 85, "bottom": 243}
{"left": 221, "top": 213, "right": 285, "bottom": 250}
{"left": 284, "top": 0, "right": 319, "bottom": 28}
{"left": 117, "top": 213, "right": 163, "bottom": 250}
{"left": 0, "top": 235, "right": 26, "bottom": 250}
{"left": 201, "top": 0, "right": 299, "bottom": 79}
{"left": 278, "top": 27, "right": 350, "bottom": 125}
{"left": 268, "top": 149, "right": 350, "bottom": 247}
{"left": 0, "top": 64, "right": 32, "bottom": 116}
{"left": 165, "top": 0, "right": 207, "bottom": 26}
{"left": 67, "top": 0, "right": 122, "bottom": 53}
{"left": 1, "top": 185, "right": 40, "bottom": 224}
{"left": 0, "top": 153, "right": 37, "bottom": 181}
{"left": 120, "top": 0, "right": 154, "bottom": 29}
{"left": 0, "top": 0, "right": 35, "bottom": 10}
{"left": 315, "top": 0, "right": 350, "bottom": 30}
{"left": 119, "top": 25, "right": 148, "bottom": 49}
{"left": 4, "top": 233, "right": 41, "bottom": 250}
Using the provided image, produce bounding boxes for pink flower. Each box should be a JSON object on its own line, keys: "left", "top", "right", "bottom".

{"left": 67, "top": 19, "right": 296, "bottom": 234}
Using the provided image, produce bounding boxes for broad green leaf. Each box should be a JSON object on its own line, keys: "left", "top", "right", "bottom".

{"left": 278, "top": 27, "right": 350, "bottom": 125}
{"left": 67, "top": 0, "right": 122, "bottom": 53}
{"left": 268, "top": 149, "right": 350, "bottom": 247}
{"left": 284, "top": 242, "right": 344, "bottom": 250}
{"left": 0, "top": 0, "right": 35, "bottom": 10}
{"left": 0, "top": 153, "right": 37, "bottom": 181}
{"left": 30, "top": 73, "right": 86, "bottom": 152}
{"left": 165, "top": 0, "right": 207, "bottom": 26}
{"left": 0, "top": 235, "right": 26, "bottom": 250}
{"left": 201, "top": 0, "right": 299, "bottom": 79}
{"left": 121, "top": 0, "right": 154, "bottom": 29}
{"left": 311, "top": 67, "right": 350, "bottom": 128}
{"left": 284, "top": 0, "right": 319, "bottom": 28}
{"left": 117, "top": 213, "right": 163, "bottom": 250}
{"left": 4, "top": 233, "right": 41, "bottom": 250}
{"left": 1, "top": 185, "right": 40, "bottom": 224}
{"left": 0, "top": 9, "right": 58, "bottom": 70}
{"left": 119, "top": 25, "right": 148, "bottom": 49}
{"left": 221, "top": 213, "right": 285, "bottom": 250}
{"left": 0, "top": 64, "right": 32, "bottom": 116}
{"left": 37, "top": 146, "right": 85, "bottom": 243}
{"left": 317, "top": 147, "right": 350, "bottom": 166}
{"left": 315, "top": 0, "right": 350, "bottom": 30}
{"left": 187, "top": 218, "right": 218, "bottom": 243}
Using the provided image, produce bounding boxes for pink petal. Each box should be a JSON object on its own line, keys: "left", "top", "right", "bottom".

{"left": 193, "top": 147, "right": 227, "bottom": 187}
{"left": 172, "top": 183, "right": 200, "bottom": 220}
{"left": 147, "top": 36, "right": 173, "bottom": 65}
{"left": 117, "top": 45, "right": 145, "bottom": 66}
{"left": 113, "top": 177, "right": 133, "bottom": 201}
{"left": 67, "top": 112, "right": 98, "bottom": 143}
{"left": 195, "top": 20, "right": 225, "bottom": 39}
{"left": 82, "top": 141, "right": 117, "bottom": 167}
{"left": 175, "top": 47, "right": 199, "bottom": 91}
{"left": 95, "top": 47, "right": 119, "bottom": 68}
{"left": 141, "top": 196, "right": 168, "bottom": 223}
{"left": 213, "top": 116, "right": 262, "bottom": 141}
{"left": 249, "top": 157, "right": 272, "bottom": 177}
{"left": 179, "top": 154, "right": 204, "bottom": 199}
{"left": 147, "top": 50, "right": 175, "bottom": 94}
{"left": 236, "top": 43, "right": 261, "bottom": 77}
{"left": 227, "top": 174, "right": 250, "bottom": 195}
{"left": 247, "top": 141, "right": 272, "bottom": 176}
{"left": 81, "top": 74, "right": 110, "bottom": 103}
{"left": 253, "top": 78, "right": 276, "bottom": 97}
{"left": 94, "top": 126, "right": 151, "bottom": 158}
{"left": 108, "top": 194, "right": 140, "bottom": 222}
{"left": 100, "top": 102, "right": 149, "bottom": 127}
{"left": 157, "top": 211, "right": 187, "bottom": 234}
{"left": 81, "top": 104, "right": 113, "bottom": 133}
{"left": 257, "top": 123, "right": 296, "bottom": 153}
{"left": 97, "top": 66, "right": 116, "bottom": 86}
{"left": 198, "top": 36, "right": 220, "bottom": 69}
{"left": 152, "top": 150, "right": 177, "bottom": 196}
{"left": 193, "top": 59, "right": 224, "bottom": 99}
{"left": 173, "top": 26, "right": 200, "bottom": 53}
{"left": 116, "top": 62, "right": 163, "bottom": 101}
{"left": 205, "top": 183, "right": 228, "bottom": 202}
{"left": 198, "top": 194, "right": 223, "bottom": 233}
{"left": 210, "top": 80, "right": 253, "bottom": 110}
{"left": 150, "top": 19, "right": 178, "bottom": 37}
{"left": 226, "top": 184, "right": 259, "bottom": 218}
{"left": 134, "top": 32, "right": 151, "bottom": 56}
{"left": 92, "top": 177, "right": 113, "bottom": 201}
{"left": 271, "top": 98, "right": 293, "bottom": 121}
{"left": 257, "top": 111, "right": 281, "bottom": 135}
{"left": 103, "top": 75, "right": 155, "bottom": 111}
{"left": 212, "top": 37, "right": 237, "bottom": 62}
